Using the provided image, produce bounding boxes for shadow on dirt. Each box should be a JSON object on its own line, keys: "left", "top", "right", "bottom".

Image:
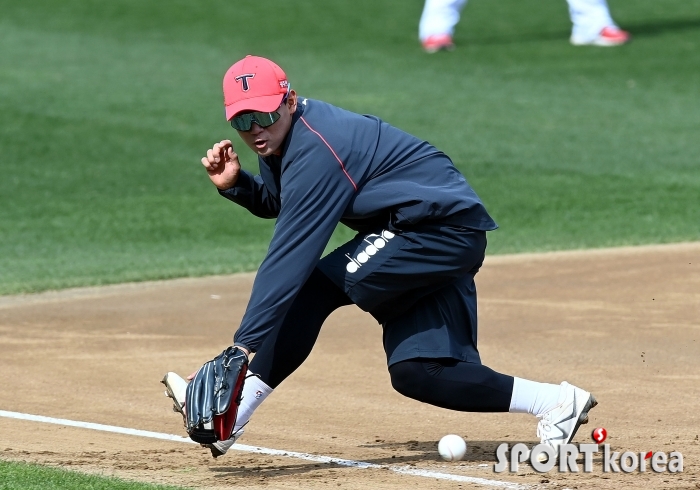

{"left": 208, "top": 439, "right": 541, "bottom": 479}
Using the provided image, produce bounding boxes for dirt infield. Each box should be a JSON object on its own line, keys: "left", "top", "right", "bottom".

{"left": 1, "top": 243, "right": 698, "bottom": 489}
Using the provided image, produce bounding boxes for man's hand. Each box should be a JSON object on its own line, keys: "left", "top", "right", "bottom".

{"left": 201, "top": 140, "right": 241, "bottom": 190}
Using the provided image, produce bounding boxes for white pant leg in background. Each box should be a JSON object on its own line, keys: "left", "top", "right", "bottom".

{"left": 566, "top": 0, "right": 617, "bottom": 42}
{"left": 419, "top": 0, "right": 468, "bottom": 41}
{"left": 419, "top": 0, "right": 618, "bottom": 43}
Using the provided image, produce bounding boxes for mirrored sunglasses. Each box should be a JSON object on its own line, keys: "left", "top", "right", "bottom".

{"left": 230, "top": 110, "right": 280, "bottom": 131}
{"left": 230, "top": 89, "right": 290, "bottom": 132}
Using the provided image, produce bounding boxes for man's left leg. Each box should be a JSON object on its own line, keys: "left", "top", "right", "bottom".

{"left": 389, "top": 357, "right": 597, "bottom": 452}
{"left": 383, "top": 278, "right": 597, "bottom": 453}
{"left": 389, "top": 358, "right": 514, "bottom": 412}
{"left": 389, "top": 357, "right": 581, "bottom": 418}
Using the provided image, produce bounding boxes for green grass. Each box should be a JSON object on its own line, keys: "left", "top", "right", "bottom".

{"left": 0, "top": 460, "right": 188, "bottom": 490}
{"left": 1, "top": 0, "right": 699, "bottom": 294}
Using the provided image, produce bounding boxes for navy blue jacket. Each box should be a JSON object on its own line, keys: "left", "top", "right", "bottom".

{"left": 219, "top": 98, "right": 496, "bottom": 352}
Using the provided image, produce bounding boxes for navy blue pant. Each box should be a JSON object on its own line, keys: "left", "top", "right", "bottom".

{"left": 250, "top": 222, "right": 513, "bottom": 412}
{"left": 317, "top": 221, "right": 486, "bottom": 365}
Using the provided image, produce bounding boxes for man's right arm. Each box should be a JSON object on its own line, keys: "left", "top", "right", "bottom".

{"left": 201, "top": 139, "right": 280, "bottom": 218}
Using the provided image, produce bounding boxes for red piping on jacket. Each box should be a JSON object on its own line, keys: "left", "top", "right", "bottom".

{"left": 299, "top": 116, "right": 358, "bottom": 192}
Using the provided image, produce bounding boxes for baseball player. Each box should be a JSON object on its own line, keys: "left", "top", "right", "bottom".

{"left": 163, "top": 55, "right": 597, "bottom": 458}
{"left": 420, "top": 0, "right": 630, "bottom": 52}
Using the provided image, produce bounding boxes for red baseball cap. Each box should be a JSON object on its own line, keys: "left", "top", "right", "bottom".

{"left": 223, "top": 55, "right": 289, "bottom": 121}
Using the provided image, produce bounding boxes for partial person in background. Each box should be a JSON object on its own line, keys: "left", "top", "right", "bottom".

{"left": 420, "top": 0, "right": 630, "bottom": 52}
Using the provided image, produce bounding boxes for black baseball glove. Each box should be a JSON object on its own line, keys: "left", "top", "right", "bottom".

{"left": 185, "top": 346, "right": 248, "bottom": 444}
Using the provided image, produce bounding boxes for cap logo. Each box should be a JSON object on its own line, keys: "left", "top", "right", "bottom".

{"left": 234, "top": 73, "right": 255, "bottom": 91}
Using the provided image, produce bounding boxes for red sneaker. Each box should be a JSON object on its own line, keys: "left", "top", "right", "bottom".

{"left": 571, "top": 26, "right": 630, "bottom": 46}
{"left": 422, "top": 34, "right": 455, "bottom": 53}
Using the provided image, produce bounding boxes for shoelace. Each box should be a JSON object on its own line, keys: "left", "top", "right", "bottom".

{"left": 536, "top": 413, "right": 553, "bottom": 440}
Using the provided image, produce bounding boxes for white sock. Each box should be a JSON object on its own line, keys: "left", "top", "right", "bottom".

{"left": 209, "top": 372, "right": 273, "bottom": 453}
{"left": 509, "top": 377, "right": 562, "bottom": 416}
{"left": 233, "top": 372, "right": 273, "bottom": 433}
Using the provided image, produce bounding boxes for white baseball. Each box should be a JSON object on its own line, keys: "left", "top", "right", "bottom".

{"left": 438, "top": 434, "right": 467, "bottom": 462}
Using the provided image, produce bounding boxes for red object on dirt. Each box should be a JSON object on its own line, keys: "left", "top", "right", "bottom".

{"left": 591, "top": 427, "right": 608, "bottom": 443}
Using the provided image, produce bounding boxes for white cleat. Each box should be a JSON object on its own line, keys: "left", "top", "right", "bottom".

{"left": 161, "top": 372, "right": 188, "bottom": 424}
{"left": 206, "top": 429, "right": 245, "bottom": 458}
{"left": 537, "top": 381, "right": 598, "bottom": 457}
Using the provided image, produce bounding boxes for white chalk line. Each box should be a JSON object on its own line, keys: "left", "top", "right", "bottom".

{"left": 0, "top": 410, "right": 526, "bottom": 489}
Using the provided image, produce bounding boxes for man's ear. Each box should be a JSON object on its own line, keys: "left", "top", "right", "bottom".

{"left": 286, "top": 89, "right": 298, "bottom": 114}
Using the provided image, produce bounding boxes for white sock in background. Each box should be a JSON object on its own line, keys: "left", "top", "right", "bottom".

{"left": 509, "top": 377, "right": 562, "bottom": 416}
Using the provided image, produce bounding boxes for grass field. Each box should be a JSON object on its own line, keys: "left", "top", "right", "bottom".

{"left": 1, "top": 0, "right": 699, "bottom": 295}
{"left": 0, "top": 460, "right": 187, "bottom": 490}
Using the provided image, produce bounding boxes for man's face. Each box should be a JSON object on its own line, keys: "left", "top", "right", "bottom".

{"left": 236, "top": 90, "right": 298, "bottom": 158}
